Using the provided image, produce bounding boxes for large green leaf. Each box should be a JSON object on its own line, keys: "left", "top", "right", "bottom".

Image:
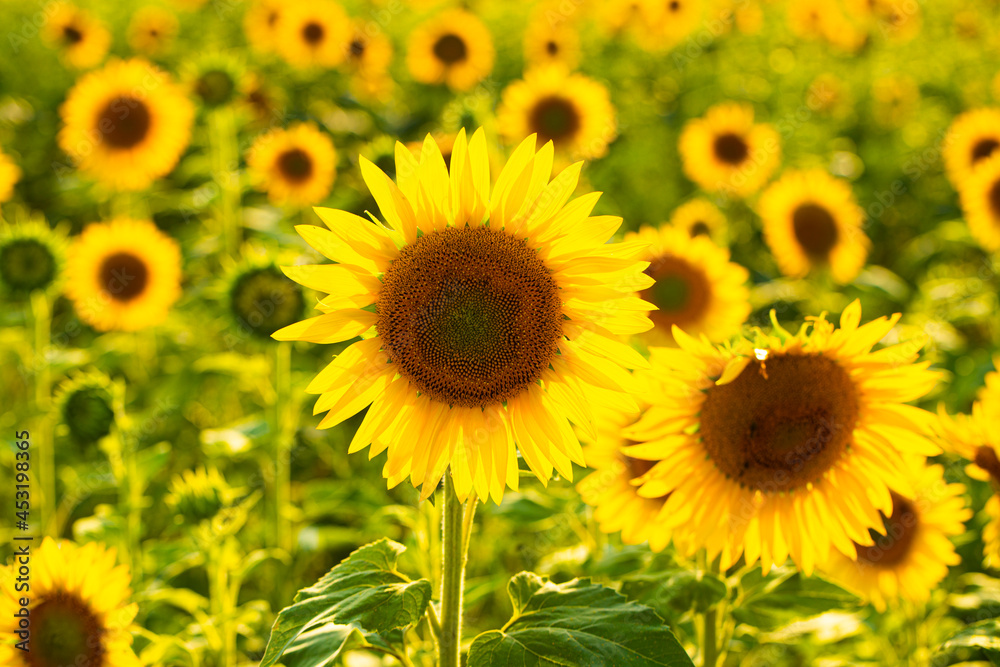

{"left": 259, "top": 539, "right": 431, "bottom": 667}
{"left": 622, "top": 569, "right": 727, "bottom": 620}
{"left": 467, "top": 571, "right": 695, "bottom": 667}
{"left": 934, "top": 619, "right": 1000, "bottom": 666}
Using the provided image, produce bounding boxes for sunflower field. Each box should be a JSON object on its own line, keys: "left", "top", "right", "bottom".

{"left": 7, "top": 0, "right": 1000, "bottom": 665}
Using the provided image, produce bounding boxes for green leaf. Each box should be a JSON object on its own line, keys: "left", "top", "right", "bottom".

{"left": 260, "top": 539, "right": 432, "bottom": 667}
{"left": 622, "top": 569, "right": 727, "bottom": 619}
{"left": 467, "top": 571, "right": 695, "bottom": 667}
{"left": 935, "top": 619, "right": 1000, "bottom": 666}
{"left": 733, "top": 567, "right": 858, "bottom": 631}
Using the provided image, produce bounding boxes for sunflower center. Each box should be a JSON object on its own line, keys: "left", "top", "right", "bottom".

{"left": 231, "top": 265, "right": 306, "bottom": 340}
{"left": 855, "top": 492, "right": 918, "bottom": 567}
{"left": 792, "top": 203, "right": 839, "bottom": 259}
{"left": 700, "top": 354, "right": 858, "bottom": 493}
{"left": 377, "top": 226, "right": 563, "bottom": 408}
{"left": 350, "top": 39, "right": 365, "bottom": 58}
{"left": 97, "top": 97, "right": 152, "bottom": 149}
{"left": 689, "top": 221, "right": 711, "bottom": 237}
{"left": 433, "top": 33, "right": 468, "bottom": 64}
{"left": 195, "top": 69, "right": 235, "bottom": 107}
{"left": 63, "top": 25, "right": 83, "bottom": 44}
{"left": 29, "top": 593, "right": 105, "bottom": 667}
{"left": 971, "top": 138, "right": 1000, "bottom": 164}
{"left": 530, "top": 96, "right": 581, "bottom": 145}
{"left": 989, "top": 178, "right": 1000, "bottom": 220}
{"left": 976, "top": 445, "right": 1000, "bottom": 483}
{"left": 641, "top": 256, "right": 710, "bottom": 330}
{"left": 302, "top": 21, "right": 325, "bottom": 45}
{"left": 99, "top": 252, "right": 149, "bottom": 302}
{"left": 267, "top": 10, "right": 279, "bottom": 26}
{"left": 0, "top": 238, "right": 56, "bottom": 292}
{"left": 277, "top": 148, "right": 314, "bottom": 183}
{"left": 713, "top": 132, "right": 749, "bottom": 165}
{"left": 545, "top": 40, "right": 559, "bottom": 55}
{"left": 669, "top": 0, "right": 681, "bottom": 11}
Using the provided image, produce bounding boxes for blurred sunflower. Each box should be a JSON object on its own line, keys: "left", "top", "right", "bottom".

{"left": 65, "top": 218, "right": 182, "bottom": 332}
{"left": 167, "top": 466, "right": 232, "bottom": 523}
{"left": 58, "top": 58, "right": 194, "bottom": 191}
{"left": 576, "top": 385, "right": 673, "bottom": 551}
{"left": 127, "top": 6, "right": 179, "bottom": 56}
{"left": 523, "top": 13, "right": 581, "bottom": 69}
{"left": 821, "top": 462, "right": 970, "bottom": 611}
{"left": 0, "top": 217, "right": 67, "bottom": 297}
{"left": 668, "top": 198, "right": 728, "bottom": 243}
{"left": 247, "top": 122, "right": 337, "bottom": 207}
{"left": 273, "top": 129, "right": 653, "bottom": 503}
{"left": 944, "top": 109, "right": 1000, "bottom": 187}
{"left": 186, "top": 54, "right": 244, "bottom": 110}
{"left": 0, "top": 148, "right": 22, "bottom": 202}
{"left": 407, "top": 9, "right": 495, "bottom": 91}
{"left": 936, "top": 357, "right": 1000, "bottom": 566}
{"left": 55, "top": 369, "right": 117, "bottom": 444}
{"left": 276, "top": 0, "right": 351, "bottom": 68}
{"left": 243, "top": 0, "right": 285, "bottom": 54}
{"left": 959, "top": 154, "right": 1000, "bottom": 252}
{"left": 626, "top": 225, "right": 749, "bottom": 345}
{"left": 871, "top": 75, "right": 919, "bottom": 128}
{"left": 239, "top": 74, "right": 285, "bottom": 127}
{"left": 224, "top": 245, "right": 306, "bottom": 342}
{"left": 629, "top": 301, "right": 941, "bottom": 574}
{"left": 759, "top": 169, "right": 869, "bottom": 284}
{"left": 43, "top": 4, "right": 110, "bottom": 69}
{"left": 635, "top": 0, "right": 703, "bottom": 51}
{"left": 344, "top": 24, "right": 394, "bottom": 101}
{"left": 497, "top": 66, "right": 617, "bottom": 160}
{"left": 678, "top": 102, "right": 780, "bottom": 197}
{"left": 0, "top": 538, "right": 140, "bottom": 667}
{"left": 871, "top": 0, "right": 921, "bottom": 43}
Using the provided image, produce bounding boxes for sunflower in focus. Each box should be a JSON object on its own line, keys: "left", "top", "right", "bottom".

{"left": 66, "top": 219, "right": 182, "bottom": 332}
{"left": 43, "top": 4, "right": 110, "bottom": 69}
{"left": 497, "top": 66, "right": 617, "bottom": 160}
{"left": 523, "top": 13, "right": 581, "bottom": 69}
{"left": 678, "top": 102, "right": 780, "bottom": 197}
{"left": 276, "top": 0, "right": 351, "bottom": 68}
{"left": 127, "top": 6, "right": 179, "bottom": 56}
{"left": 959, "top": 154, "right": 1000, "bottom": 252}
{"left": 936, "top": 357, "right": 1000, "bottom": 567}
{"left": 629, "top": 301, "right": 941, "bottom": 574}
{"left": 626, "top": 225, "right": 749, "bottom": 345}
{"left": 821, "top": 461, "right": 970, "bottom": 611}
{"left": 273, "top": 128, "right": 654, "bottom": 503}
{"left": 344, "top": 24, "right": 394, "bottom": 101}
{"left": 944, "top": 109, "right": 1000, "bottom": 188}
{"left": 0, "top": 538, "right": 140, "bottom": 667}
{"left": 59, "top": 59, "right": 194, "bottom": 191}
{"left": 759, "top": 169, "right": 869, "bottom": 283}
{"left": 407, "top": 10, "right": 495, "bottom": 92}
{"left": 247, "top": 122, "right": 337, "bottom": 207}
{"left": 0, "top": 148, "right": 21, "bottom": 202}
{"left": 668, "top": 198, "right": 728, "bottom": 243}
{"left": 243, "top": 0, "right": 284, "bottom": 54}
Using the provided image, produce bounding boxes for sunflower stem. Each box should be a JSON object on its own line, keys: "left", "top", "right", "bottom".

{"left": 698, "top": 551, "right": 724, "bottom": 667}
{"left": 274, "top": 341, "right": 293, "bottom": 554}
{"left": 439, "top": 473, "right": 474, "bottom": 667}
{"left": 29, "top": 290, "right": 55, "bottom": 536}
{"left": 209, "top": 107, "right": 242, "bottom": 257}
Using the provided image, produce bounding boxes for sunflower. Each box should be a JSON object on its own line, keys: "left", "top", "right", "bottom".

{"left": 820, "top": 461, "right": 970, "bottom": 611}
{"left": 626, "top": 225, "right": 749, "bottom": 345}
{"left": 243, "top": 0, "right": 285, "bottom": 54}
{"left": 55, "top": 369, "right": 117, "bottom": 444}
{"left": 871, "top": 75, "right": 919, "bottom": 128}
{"left": 634, "top": 0, "right": 704, "bottom": 51}
{"left": 407, "top": 9, "right": 495, "bottom": 92}
{"left": 759, "top": 169, "right": 869, "bottom": 284}
{"left": 344, "top": 24, "right": 394, "bottom": 101}
{"left": 628, "top": 300, "right": 941, "bottom": 575}
{"left": 273, "top": 128, "right": 654, "bottom": 503}
{"left": 0, "top": 216, "right": 67, "bottom": 298}
{"left": 0, "top": 537, "right": 140, "bottom": 667}
{"left": 678, "top": 102, "right": 780, "bottom": 197}
{"left": 944, "top": 109, "right": 1000, "bottom": 188}
{"left": 247, "top": 122, "right": 337, "bottom": 207}
{"left": 959, "top": 154, "right": 1000, "bottom": 252}
{"left": 224, "top": 243, "right": 307, "bottom": 343}
{"left": 239, "top": 74, "right": 286, "bottom": 128}
{"left": 185, "top": 54, "right": 244, "bottom": 110}
{"left": 43, "top": 4, "right": 111, "bottom": 69}
{"left": 497, "top": 66, "right": 617, "bottom": 160}
{"left": 668, "top": 198, "right": 728, "bottom": 243}
{"left": 59, "top": 58, "right": 194, "bottom": 191}
{"left": 523, "top": 13, "right": 581, "bottom": 69}
{"left": 576, "top": 384, "right": 674, "bottom": 552}
{"left": 0, "top": 148, "right": 22, "bottom": 202}
{"left": 65, "top": 218, "right": 182, "bottom": 332}
{"left": 127, "top": 6, "right": 179, "bottom": 56}
{"left": 167, "top": 466, "right": 233, "bottom": 523}
{"left": 276, "top": 0, "right": 351, "bottom": 69}
{"left": 936, "top": 356, "right": 1000, "bottom": 567}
